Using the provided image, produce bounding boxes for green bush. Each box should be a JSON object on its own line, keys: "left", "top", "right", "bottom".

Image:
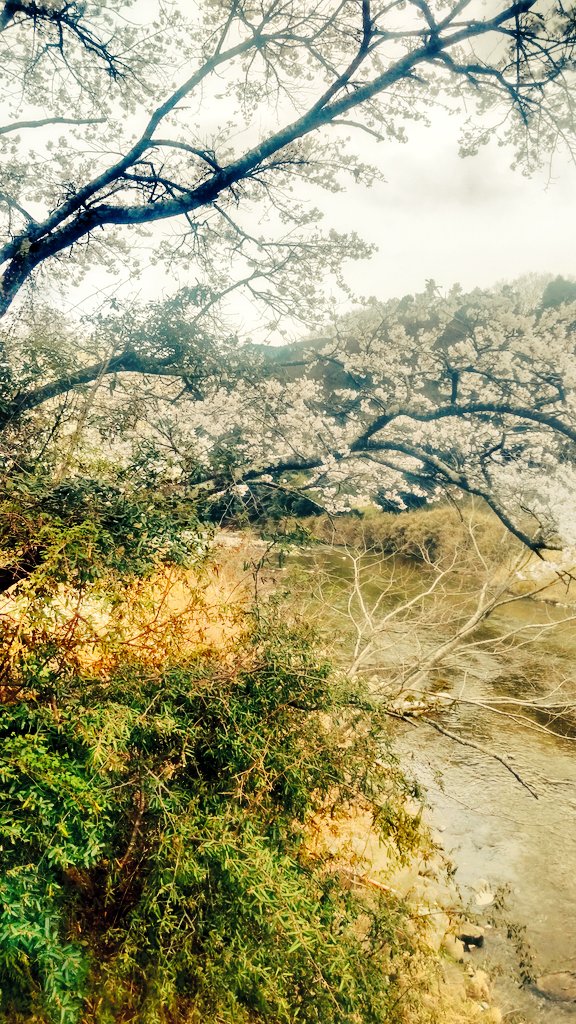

{"left": 0, "top": 473, "right": 208, "bottom": 591}
{"left": 0, "top": 614, "right": 426, "bottom": 1024}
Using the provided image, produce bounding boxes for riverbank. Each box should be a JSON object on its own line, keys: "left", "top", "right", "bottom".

{"left": 212, "top": 531, "right": 510, "bottom": 1021}
{"left": 2, "top": 526, "right": 510, "bottom": 1024}
{"left": 295, "top": 502, "right": 576, "bottom": 607}
{"left": 308, "top": 801, "right": 505, "bottom": 1024}
{"left": 2, "top": 511, "right": 570, "bottom": 1023}
{"left": 230, "top": 511, "right": 576, "bottom": 1023}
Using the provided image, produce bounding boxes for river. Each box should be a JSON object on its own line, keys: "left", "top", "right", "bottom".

{"left": 287, "top": 546, "right": 576, "bottom": 1022}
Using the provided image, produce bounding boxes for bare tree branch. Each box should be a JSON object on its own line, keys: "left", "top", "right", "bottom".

{"left": 0, "top": 116, "right": 106, "bottom": 135}
{"left": 419, "top": 715, "right": 539, "bottom": 798}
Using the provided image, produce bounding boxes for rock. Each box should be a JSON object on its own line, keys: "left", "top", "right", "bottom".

{"left": 533, "top": 971, "right": 576, "bottom": 1002}
{"left": 472, "top": 879, "right": 495, "bottom": 907}
{"left": 215, "top": 532, "right": 242, "bottom": 548}
{"left": 442, "top": 933, "right": 467, "bottom": 962}
{"left": 465, "top": 968, "right": 491, "bottom": 1002}
{"left": 456, "top": 922, "right": 485, "bottom": 949}
{"left": 424, "top": 909, "right": 451, "bottom": 951}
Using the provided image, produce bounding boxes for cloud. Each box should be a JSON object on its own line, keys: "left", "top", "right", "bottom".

{"left": 317, "top": 113, "right": 576, "bottom": 298}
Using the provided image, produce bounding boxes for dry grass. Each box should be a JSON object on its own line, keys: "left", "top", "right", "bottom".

{"left": 0, "top": 536, "right": 264, "bottom": 695}
{"left": 301, "top": 500, "right": 514, "bottom": 567}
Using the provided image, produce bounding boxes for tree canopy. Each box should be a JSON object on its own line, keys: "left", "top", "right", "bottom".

{"left": 114, "top": 279, "right": 576, "bottom": 552}
{"left": 1, "top": 0, "right": 575, "bottom": 321}
{"left": 1, "top": 2, "right": 576, "bottom": 581}
{"left": 4, "top": 276, "right": 575, "bottom": 571}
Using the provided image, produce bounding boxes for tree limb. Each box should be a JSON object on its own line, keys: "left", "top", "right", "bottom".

{"left": 419, "top": 715, "right": 539, "bottom": 799}
{"left": 0, "top": 116, "right": 106, "bottom": 135}
{"left": 0, "top": 0, "right": 555, "bottom": 316}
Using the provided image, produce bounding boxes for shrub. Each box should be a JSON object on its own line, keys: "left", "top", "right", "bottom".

{"left": 0, "top": 473, "right": 208, "bottom": 591}
{"left": 0, "top": 613, "right": 427, "bottom": 1024}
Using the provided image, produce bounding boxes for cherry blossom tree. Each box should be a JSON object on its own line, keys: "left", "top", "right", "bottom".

{"left": 1, "top": 2, "right": 575, "bottom": 430}
{"left": 1, "top": 3, "right": 576, "bottom": 591}
{"left": 120, "top": 280, "right": 574, "bottom": 553}
{"left": 1, "top": 276, "right": 575, "bottom": 597}
{"left": 1, "top": 0, "right": 575, "bottom": 326}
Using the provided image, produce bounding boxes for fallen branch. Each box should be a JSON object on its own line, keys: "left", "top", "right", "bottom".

{"left": 419, "top": 715, "right": 539, "bottom": 800}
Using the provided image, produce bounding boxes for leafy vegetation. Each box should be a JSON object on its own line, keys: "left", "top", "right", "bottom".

{"left": 0, "top": 471, "right": 207, "bottom": 595}
{"left": 0, "top": 600, "right": 433, "bottom": 1024}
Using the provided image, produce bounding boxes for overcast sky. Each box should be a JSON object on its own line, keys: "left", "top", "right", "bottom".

{"left": 92, "top": 106, "right": 574, "bottom": 321}
{"left": 316, "top": 111, "right": 576, "bottom": 301}
{"left": 168, "top": 1, "right": 576, "bottom": 305}
{"left": 47, "top": 5, "right": 576, "bottom": 323}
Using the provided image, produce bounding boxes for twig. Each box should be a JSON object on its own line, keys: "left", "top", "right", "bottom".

{"left": 117, "top": 789, "right": 146, "bottom": 870}
{"left": 419, "top": 715, "right": 539, "bottom": 799}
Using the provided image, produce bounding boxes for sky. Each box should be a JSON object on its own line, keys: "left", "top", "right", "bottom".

{"left": 76, "top": 104, "right": 574, "bottom": 328}
{"left": 71, "top": 96, "right": 575, "bottom": 323}
{"left": 314, "top": 112, "right": 576, "bottom": 301}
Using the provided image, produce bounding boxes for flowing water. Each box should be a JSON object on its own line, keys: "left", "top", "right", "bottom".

{"left": 288, "top": 547, "right": 576, "bottom": 1021}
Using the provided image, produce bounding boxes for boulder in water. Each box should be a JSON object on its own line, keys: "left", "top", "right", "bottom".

{"left": 534, "top": 972, "right": 576, "bottom": 1002}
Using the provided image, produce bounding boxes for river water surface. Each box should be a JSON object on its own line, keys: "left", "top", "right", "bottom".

{"left": 288, "top": 547, "right": 576, "bottom": 1022}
